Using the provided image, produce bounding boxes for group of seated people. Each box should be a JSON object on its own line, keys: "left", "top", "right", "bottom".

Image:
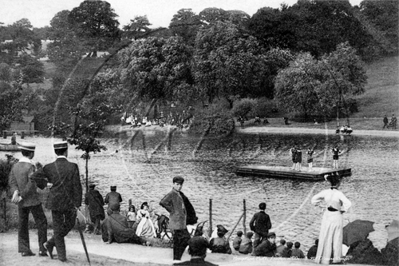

{"left": 336, "top": 125, "right": 353, "bottom": 135}
{"left": 207, "top": 224, "right": 318, "bottom": 259}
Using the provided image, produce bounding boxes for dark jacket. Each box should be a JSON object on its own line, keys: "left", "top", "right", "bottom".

{"left": 101, "top": 211, "right": 143, "bottom": 244}
{"left": 281, "top": 247, "right": 292, "bottom": 258}
{"left": 43, "top": 158, "right": 82, "bottom": 211}
{"left": 209, "top": 237, "right": 232, "bottom": 254}
{"left": 291, "top": 248, "right": 305, "bottom": 258}
{"left": 174, "top": 258, "right": 218, "bottom": 266}
{"left": 233, "top": 236, "right": 242, "bottom": 251}
{"left": 307, "top": 245, "right": 317, "bottom": 259}
{"left": 105, "top": 191, "right": 122, "bottom": 209}
{"left": 85, "top": 189, "right": 105, "bottom": 220}
{"left": 254, "top": 239, "right": 276, "bottom": 257}
{"left": 249, "top": 211, "right": 272, "bottom": 236}
{"left": 8, "top": 160, "right": 41, "bottom": 207}
{"left": 160, "top": 188, "right": 187, "bottom": 230}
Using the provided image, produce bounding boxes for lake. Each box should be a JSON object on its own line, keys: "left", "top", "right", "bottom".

{"left": 2, "top": 128, "right": 398, "bottom": 251}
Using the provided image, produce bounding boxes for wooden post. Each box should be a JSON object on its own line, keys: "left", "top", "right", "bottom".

{"left": 243, "top": 199, "right": 246, "bottom": 234}
{"left": 209, "top": 199, "right": 212, "bottom": 237}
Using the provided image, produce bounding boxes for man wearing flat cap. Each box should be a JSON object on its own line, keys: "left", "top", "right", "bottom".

{"left": 41, "top": 141, "right": 82, "bottom": 262}
{"left": 174, "top": 236, "right": 218, "bottom": 265}
{"left": 105, "top": 185, "right": 122, "bottom": 215}
{"left": 8, "top": 142, "right": 48, "bottom": 257}
{"left": 160, "top": 176, "right": 197, "bottom": 261}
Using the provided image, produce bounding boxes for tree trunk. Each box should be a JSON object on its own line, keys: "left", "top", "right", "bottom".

{"left": 85, "top": 156, "right": 89, "bottom": 194}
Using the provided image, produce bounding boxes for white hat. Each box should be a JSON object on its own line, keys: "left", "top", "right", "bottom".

{"left": 19, "top": 142, "right": 36, "bottom": 152}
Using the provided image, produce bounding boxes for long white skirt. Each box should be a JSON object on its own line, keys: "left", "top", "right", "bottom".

{"left": 315, "top": 210, "right": 343, "bottom": 264}
{"left": 136, "top": 217, "right": 156, "bottom": 238}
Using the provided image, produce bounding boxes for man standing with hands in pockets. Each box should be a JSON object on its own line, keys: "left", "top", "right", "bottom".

{"left": 160, "top": 176, "right": 196, "bottom": 261}
{"left": 41, "top": 141, "right": 82, "bottom": 262}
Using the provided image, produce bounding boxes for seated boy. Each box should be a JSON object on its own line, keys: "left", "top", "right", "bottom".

{"left": 275, "top": 239, "right": 286, "bottom": 257}
{"left": 233, "top": 231, "right": 243, "bottom": 251}
{"left": 281, "top": 241, "right": 293, "bottom": 258}
{"left": 239, "top": 231, "right": 253, "bottom": 254}
{"left": 253, "top": 232, "right": 276, "bottom": 257}
{"left": 291, "top": 241, "right": 305, "bottom": 258}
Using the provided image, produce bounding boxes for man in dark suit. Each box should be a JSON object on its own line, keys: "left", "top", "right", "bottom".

{"left": 160, "top": 176, "right": 195, "bottom": 261}
{"left": 105, "top": 185, "right": 122, "bottom": 215}
{"left": 249, "top": 202, "right": 272, "bottom": 249}
{"left": 174, "top": 236, "right": 218, "bottom": 266}
{"left": 8, "top": 142, "right": 48, "bottom": 257}
{"left": 42, "top": 141, "right": 82, "bottom": 262}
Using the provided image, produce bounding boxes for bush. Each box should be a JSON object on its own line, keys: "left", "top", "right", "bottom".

{"left": 231, "top": 98, "right": 257, "bottom": 119}
{"left": 253, "top": 98, "right": 277, "bottom": 118}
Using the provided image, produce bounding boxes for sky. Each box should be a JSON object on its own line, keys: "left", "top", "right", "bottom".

{"left": 0, "top": 0, "right": 363, "bottom": 29}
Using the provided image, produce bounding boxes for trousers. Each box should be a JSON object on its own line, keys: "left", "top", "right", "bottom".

{"left": 173, "top": 228, "right": 191, "bottom": 260}
{"left": 18, "top": 204, "right": 47, "bottom": 253}
{"left": 47, "top": 209, "right": 77, "bottom": 260}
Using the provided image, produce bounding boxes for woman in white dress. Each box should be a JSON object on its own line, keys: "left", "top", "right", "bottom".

{"left": 136, "top": 202, "right": 156, "bottom": 238}
{"left": 311, "top": 174, "right": 351, "bottom": 264}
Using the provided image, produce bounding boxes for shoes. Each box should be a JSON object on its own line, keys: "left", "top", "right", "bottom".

{"left": 21, "top": 251, "right": 35, "bottom": 257}
{"left": 39, "top": 251, "right": 48, "bottom": 257}
{"left": 44, "top": 242, "right": 54, "bottom": 259}
{"left": 59, "top": 258, "right": 67, "bottom": 262}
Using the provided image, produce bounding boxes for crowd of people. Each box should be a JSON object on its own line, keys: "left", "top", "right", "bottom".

{"left": 7, "top": 140, "right": 356, "bottom": 265}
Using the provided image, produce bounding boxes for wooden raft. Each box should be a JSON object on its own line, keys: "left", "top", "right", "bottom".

{"left": 236, "top": 165, "right": 351, "bottom": 181}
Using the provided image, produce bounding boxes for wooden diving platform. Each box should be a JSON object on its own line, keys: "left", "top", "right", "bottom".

{"left": 236, "top": 165, "right": 351, "bottom": 181}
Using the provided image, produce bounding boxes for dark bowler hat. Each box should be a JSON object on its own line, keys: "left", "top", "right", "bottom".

{"left": 19, "top": 142, "right": 36, "bottom": 152}
{"left": 110, "top": 186, "right": 117, "bottom": 191}
{"left": 53, "top": 140, "right": 68, "bottom": 150}
{"left": 173, "top": 176, "right": 184, "bottom": 184}
{"left": 217, "top": 225, "right": 228, "bottom": 235}
{"left": 267, "top": 232, "right": 276, "bottom": 238}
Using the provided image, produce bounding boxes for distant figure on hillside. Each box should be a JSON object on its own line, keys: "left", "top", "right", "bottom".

{"left": 284, "top": 117, "right": 290, "bottom": 125}
{"left": 11, "top": 132, "right": 17, "bottom": 145}
{"left": 390, "top": 114, "right": 397, "bottom": 129}
{"left": 383, "top": 115, "right": 389, "bottom": 129}
{"left": 105, "top": 186, "right": 122, "bottom": 215}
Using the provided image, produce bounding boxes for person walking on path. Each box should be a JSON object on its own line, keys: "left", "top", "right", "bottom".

{"left": 42, "top": 141, "right": 82, "bottom": 262}
{"left": 160, "top": 176, "right": 197, "bottom": 261}
{"left": 8, "top": 142, "right": 48, "bottom": 257}
{"left": 249, "top": 202, "right": 272, "bottom": 250}
{"left": 84, "top": 183, "right": 105, "bottom": 235}
{"left": 383, "top": 115, "right": 389, "bottom": 129}
{"left": 311, "top": 174, "right": 351, "bottom": 264}
{"left": 105, "top": 186, "right": 122, "bottom": 215}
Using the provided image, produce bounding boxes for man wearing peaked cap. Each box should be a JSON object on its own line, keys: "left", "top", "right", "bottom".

{"left": 42, "top": 140, "right": 82, "bottom": 262}
{"left": 174, "top": 236, "right": 218, "bottom": 266}
{"left": 8, "top": 142, "right": 48, "bottom": 257}
{"left": 105, "top": 185, "right": 122, "bottom": 215}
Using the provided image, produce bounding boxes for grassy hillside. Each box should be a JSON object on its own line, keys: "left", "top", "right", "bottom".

{"left": 354, "top": 56, "right": 399, "bottom": 118}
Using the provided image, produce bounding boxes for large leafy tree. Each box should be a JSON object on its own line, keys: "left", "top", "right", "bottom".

{"left": 47, "top": 10, "right": 86, "bottom": 70}
{"left": 275, "top": 42, "right": 367, "bottom": 120}
{"left": 122, "top": 15, "right": 152, "bottom": 40}
{"left": 68, "top": 0, "right": 120, "bottom": 57}
{"left": 193, "top": 21, "right": 269, "bottom": 105}
{"left": 118, "top": 36, "right": 194, "bottom": 105}
{"left": 169, "top": 9, "right": 203, "bottom": 45}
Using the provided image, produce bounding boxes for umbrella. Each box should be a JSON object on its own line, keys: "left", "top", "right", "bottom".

{"left": 386, "top": 219, "right": 399, "bottom": 243}
{"left": 343, "top": 219, "right": 375, "bottom": 246}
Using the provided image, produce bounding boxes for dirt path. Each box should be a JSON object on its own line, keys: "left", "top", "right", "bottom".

{"left": 236, "top": 126, "right": 399, "bottom": 138}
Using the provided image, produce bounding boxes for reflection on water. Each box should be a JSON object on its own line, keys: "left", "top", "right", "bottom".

{"left": 2, "top": 131, "right": 398, "bottom": 250}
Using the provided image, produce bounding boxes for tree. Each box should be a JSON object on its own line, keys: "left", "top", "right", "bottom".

{"left": 123, "top": 15, "right": 152, "bottom": 40}
{"left": 47, "top": 10, "right": 86, "bottom": 70}
{"left": 68, "top": 0, "right": 120, "bottom": 57}
{"left": 118, "top": 36, "right": 194, "bottom": 104}
{"left": 0, "top": 83, "right": 22, "bottom": 132}
{"left": 169, "top": 9, "right": 203, "bottom": 45}
{"left": 275, "top": 42, "right": 366, "bottom": 121}
{"left": 193, "top": 21, "right": 268, "bottom": 105}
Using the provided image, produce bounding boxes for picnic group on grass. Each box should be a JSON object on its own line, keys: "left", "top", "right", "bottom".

{"left": 6, "top": 140, "right": 396, "bottom": 265}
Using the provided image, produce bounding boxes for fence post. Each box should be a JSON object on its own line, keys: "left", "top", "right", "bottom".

{"left": 209, "top": 199, "right": 212, "bottom": 237}
{"left": 243, "top": 199, "right": 246, "bottom": 234}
